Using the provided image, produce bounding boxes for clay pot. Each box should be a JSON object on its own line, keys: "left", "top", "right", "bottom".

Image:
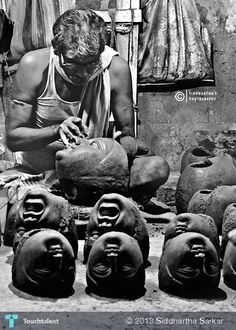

{"left": 223, "top": 228, "right": 236, "bottom": 290}
{"left": 83, "top": 193, "right": 149, "bottom": 265}
{"left": 12, "top": 229, "right": 76, "bottom": 297}
{"left": 221, "top": 203, "right": 236, "bottom": 258}
{"left": 188, "top": 186, "right": 236, "bottom": 234}
{"left": 164, "top": 213, "right": 219, "bottom": 253}
{"left": 4, "top": 187, "right": 78, "bottom": 257}
{"left": 180, "top": 145, "right": 213, "bottom": 173}
{"left": 175, "top": 155, "right": 236, "bottom": 213}
{"left": 129, "top": 156, "right": 170, "bottom": 203}
{"left": 159, "top": 232, "right": 220, "bottom": 297}
{"left": 86, "top": 231, "right": 145, "bottom": 299}
{"left": 56, "top": 138, "right": 129, "bottom": 205}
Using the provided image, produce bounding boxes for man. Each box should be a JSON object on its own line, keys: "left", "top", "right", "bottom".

{"left": 5, "top": 9, "right": 136, "bottom": 174}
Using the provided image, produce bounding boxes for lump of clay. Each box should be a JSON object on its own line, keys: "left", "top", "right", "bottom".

{"left": 164, "top": 213, "right": 219, "bottom": 253}
{"left": 56, "top": 138, "right": 129, "bottom": 205}
{"left": 176, "top": 155, "right": 236, "bottom": 213}
{"left": 12, "top": 229, "right": 76, "bottom": 297}
{"left": 5, "top": 187, "right": 78, "bottom": 257}
{"left": 86, "top": 231, "right": 145, "bottom": 299}
{"left": 223, "top": 228, "right": 236, "bottom": 290}
{"left": 129, "top": 156, "right": 170, "bottom": 204}
{"left": 159, "top": 232, "right": 220, "bottom": 297}
{"left": 188, "top": 186, "right": 236, "bottom": 234}
{"left": 83, "top": 193, "right": 149, "bottom": 265}
{"left": 221, "top": 203, "right": 236, "bottom": 258}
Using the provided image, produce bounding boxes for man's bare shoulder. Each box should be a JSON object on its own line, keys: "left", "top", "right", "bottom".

{"left": 19, "top": 48, "right": 51, "bottom": 72}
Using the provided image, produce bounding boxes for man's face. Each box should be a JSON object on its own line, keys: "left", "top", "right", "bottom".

{"left": 59, "top": 49, "right": 101, "bottom": 84}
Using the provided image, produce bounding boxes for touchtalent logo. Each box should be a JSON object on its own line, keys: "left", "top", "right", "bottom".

{"left": 4, "top": 314, "right": 19, "bottom": 328}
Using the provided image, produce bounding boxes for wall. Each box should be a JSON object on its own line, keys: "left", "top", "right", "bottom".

{"left": 138, "top": 0, "right": 236, "bottom": 171}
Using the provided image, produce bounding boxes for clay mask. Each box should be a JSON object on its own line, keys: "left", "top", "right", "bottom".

{"left": 56, "top": 138, "right": 129, "bottom": 205}
{"left": 84, "top": 193, "right": 149, "bottom": 264}
{"left": 159, "top": 232, "right": 220, "bottom": 296}
{"left": 86, "top": 231, "right": 145, "bottom": 299}
{"left": 164, "top": 213, "right": 219, "bottom": 252}
{"left": 12, "top": 229, "right": 76, "bottom": 297}
{"left": 9, "top": 187, "right": 78, "bottom": 257}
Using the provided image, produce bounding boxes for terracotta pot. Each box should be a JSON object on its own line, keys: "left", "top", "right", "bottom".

{"left": 188, "top": 186, "right": 236, "bottom": 234}
{"left": 129, "top": 156, "right": 170, "bottom": 203}
{"left": 86, "top": 231, "right": 145, "bottom": 299}
{"left": 221, "top": 203, "right": 236, "bottom": 258}
{"left": 180, "top": 145, "right": 213, "bottom": 173}
{"left": 175, "top": 155, "right": 236, "bottom": 213}
{"left": 159, "top": 232, "right": 220, "bottom": 297}
{"left": 83, "top": 193, "right": 149, "bottom": 266}
{"left": 164, "top": 213, "right": 219, "bottom": 254}
{"left": 12, "top": 229, "right": 76, "bottom": 297}
{"left": 223, "top": 228, "right": 236, "bottom": 290}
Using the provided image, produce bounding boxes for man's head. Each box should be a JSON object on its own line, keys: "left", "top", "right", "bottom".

{"left": 52, "top": 9, "right": 107, "bottom": 83}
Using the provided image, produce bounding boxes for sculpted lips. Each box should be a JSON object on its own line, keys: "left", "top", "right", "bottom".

{"left": 175, "top": 224, "right": 188, "bottom": 235}
{"left": 97, "top": 202, "right": 120, "bottom": 228}
{"left": 23, "top": 196, "right": 46, "bottom": 223}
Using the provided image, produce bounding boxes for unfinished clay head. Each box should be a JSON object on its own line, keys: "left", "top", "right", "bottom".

{"left": 12, "top": 229, "right": 76, "bottom": 297}
{"left": 223, "top": 228, "right": 236, "bottom": 290}
{"left": 84, "top": 193, "right": 149, "bottom": 265}
{"left": 7, "top": 187, "right": 78, "bottom": 257}
{"left": 159, "top": 232, "right": 220, "bottom": 297}
{"left": 164, "top": 213, "right": 219, "bottom": 253}
{"left": 55, "top": 138, "right": 129, "bottom": 205}
{"left": 86, "top": 231, "right": 145, "bottom": 299}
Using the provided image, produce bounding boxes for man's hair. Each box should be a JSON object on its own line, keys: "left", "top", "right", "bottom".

{"left": 52, "top": 9, "right": 107, "bottom": 63}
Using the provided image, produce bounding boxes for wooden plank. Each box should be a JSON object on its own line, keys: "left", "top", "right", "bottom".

{"left": 116, "top": 33, "right": 129, "bottom": 62}
{"left": 117, "top": 0, "right": 131, "bottom": 9}
{"left": 94, "top": 9, "right": 141, "bottom": 23}
{"left": 131, "top": 0, "right": 140, "bottom": 9}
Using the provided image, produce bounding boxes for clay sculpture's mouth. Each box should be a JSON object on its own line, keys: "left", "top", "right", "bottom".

{"left": 104, "top": 243, "right": 120, "bottom": 273}
{"left": 23, "top": 197, "right": 46, "bottom": 223}
{"left": 175, "top": 225, "right": 188, "bottom": 235}
{"left": 97, "top": 202, "right": 120, "bottom": 228}
{"left": 190, "top": 244, "right": 206, "bottom": 259}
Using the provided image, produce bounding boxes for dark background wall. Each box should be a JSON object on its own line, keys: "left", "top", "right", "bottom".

{"left": 138, "top": 0, "right": 236, "bottom": 171}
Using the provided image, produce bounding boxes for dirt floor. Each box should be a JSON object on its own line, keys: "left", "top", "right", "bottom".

{"left": 1, "top": 222, "right": 236, "bottom": 313}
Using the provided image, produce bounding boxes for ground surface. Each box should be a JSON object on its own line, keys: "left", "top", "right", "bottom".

{"left": 1, "top": 225, "right": 236, "bottom": 313}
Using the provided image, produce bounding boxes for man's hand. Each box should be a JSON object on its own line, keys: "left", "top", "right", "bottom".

{"left": 59, "top": 117, "right": 88, "bottom": 146}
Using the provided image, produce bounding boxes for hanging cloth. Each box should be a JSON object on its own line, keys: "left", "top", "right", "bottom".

{"left": 138, "top": 0, "right": 213, "bottom": 83}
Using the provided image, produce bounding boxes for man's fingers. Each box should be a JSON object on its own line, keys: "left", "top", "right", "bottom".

{"left": 59, "top": 128, "right": 70, "bottom": 146}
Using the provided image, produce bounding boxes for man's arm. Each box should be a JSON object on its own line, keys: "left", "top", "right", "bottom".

{"left": 6, "top": 49, "right": 61, "bottom": 152}
{"left": 109, "top": 55, "right": 137, "bottom": 158}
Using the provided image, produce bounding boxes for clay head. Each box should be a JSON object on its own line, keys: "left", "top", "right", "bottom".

{"left": 7, "top": 187, "right": 78, "bottom": 257}
{"left": 86, "top": 231, "right": 145, "bottom": 299}
{"left": 55, "top": 138, "right": 129, "bottom": 205}
{"left": 159, "top": 232, "right": 220, "bottom": 297}
{"left": 12, "top": 229, "right": 76, "bottom": 297}
{"left": 84, "top": 193, "right": 149, "bottom": 264}
{"left": 223, "top": 228, "right": 236, "bottom": 290}
{"left": 164, "top": 213, "right": 219, "bottom": 253}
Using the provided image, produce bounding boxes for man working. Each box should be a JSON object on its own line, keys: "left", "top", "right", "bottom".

{"left": 5, "top": 9, "right": 136, "bottom": 174}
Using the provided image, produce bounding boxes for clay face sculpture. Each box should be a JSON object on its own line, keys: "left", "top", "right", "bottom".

{"left": 176, "top": 155, "right": 236, "bottom": 213}
{"left": 12, "top": 229, "right": 76, "bottom": 297}
{"left": 86, "top": 231, "right": 145, "bottom": 299}
{"left": 6, "top": 187, "right": 78, "bottom": 257}
{"left": 56, "top": 138, "right": 129, "bottom": 205}
{"left": 221, "top": 203, "right": 236, "bottom": 258}
{"left": 159, "top": 232, "right": 220, "bottom": 297}
{"left": 164, "top": 213, "right": 219, "bottom": 253}
{"left": 223, "top": 228, "right": 236, "bottom": 290}
{"left": 84, "top": 193, "right": 149, "bottom": 265}
{"left": 188, "top": 186, "right": 236, "bottom": 234}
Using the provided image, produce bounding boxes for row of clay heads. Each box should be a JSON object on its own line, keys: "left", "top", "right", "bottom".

{"left": 159, "top": 211, "right": 236, "bottom": 296}
{"left": 7, "top": 187, "right": 149, "bottom": 299}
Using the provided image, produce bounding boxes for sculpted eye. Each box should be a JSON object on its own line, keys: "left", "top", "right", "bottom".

{"left": 17, "top": 227, "right": 26, "bottom": 235}
{"left": 122, "top": 265, "right": 135, "bottom": 276}
{"left": 93, "top": 263, "right": 111, "bottom": 275}
{"left": 90, "top": 141, "right": 100, "bottom": 149}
